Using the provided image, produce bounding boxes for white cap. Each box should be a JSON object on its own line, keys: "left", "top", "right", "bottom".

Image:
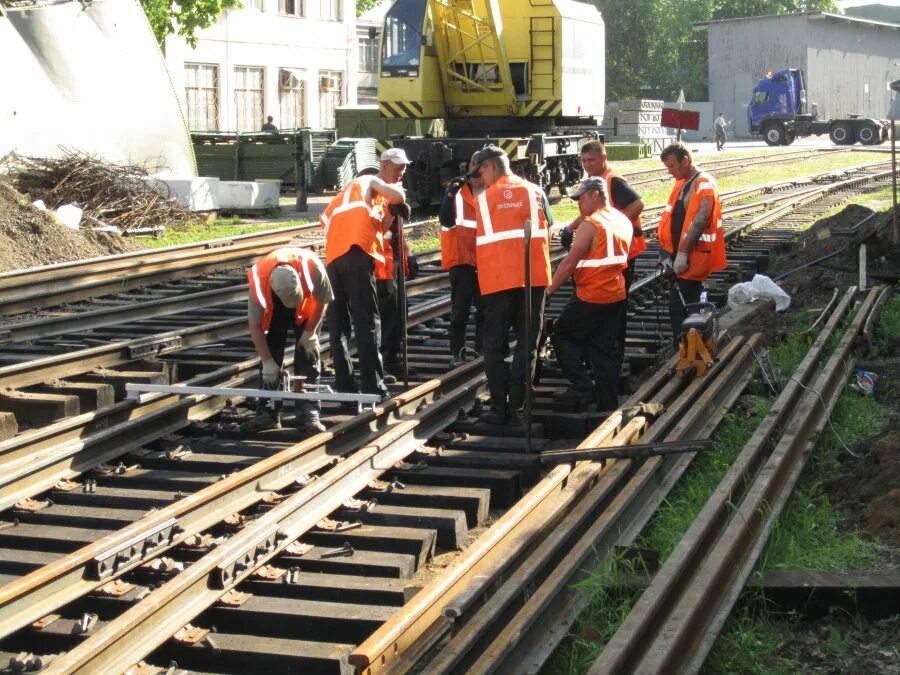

{"left": 380, "top": 147, "right": 411, "bottom": 165}
{"left": 270, "top": 266, "right": 303, "bottom": 307}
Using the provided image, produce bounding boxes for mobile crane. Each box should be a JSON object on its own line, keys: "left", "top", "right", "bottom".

{"left": 376, "top": 0, "right": 606, "bottom": 204}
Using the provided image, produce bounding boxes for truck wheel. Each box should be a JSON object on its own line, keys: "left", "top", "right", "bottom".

{"left": 763, "top": 123, "right": 785, "bottom": 146}
{"left": 782, "top": 130, "right": 796, "bottom": 146}
{"left": 857, "top": 123, "right": 882, "bottom": 145}
{"left": 829, "top": 122, "right": 855, "bottom": 145}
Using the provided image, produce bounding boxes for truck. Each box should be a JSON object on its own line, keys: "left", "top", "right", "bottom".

{"left": 376, "top": 0, "right": 606, "bottom": 205}
{"left": 748, "top": 68, "right": 890, "bottom": 147}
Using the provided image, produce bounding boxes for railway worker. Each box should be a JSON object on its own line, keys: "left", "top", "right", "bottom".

{"left": 376, "top": 208, "right": 418, "bottom": 381}
{"left": 471, "top": 145, "right": 552, "bottom": 426}
{"left": 658, "top": 142, "right": 726, "bottom": 348}
{"left": 560, "top": 139, "right": 646, "bottom": 359}
{"left": 247, "top": 246, "right": 334, "bottom": 434}
{"left": 548, "top": 178, "right": 632, "bottom": 411}
{"left": 321, "top": 148, "right": 409, "bottom": 400}
{"left": 714, "top": 113, "right": 729, "bottom": 151}
{"left": 438, "top": 152, "right": 485, "bottom": 365}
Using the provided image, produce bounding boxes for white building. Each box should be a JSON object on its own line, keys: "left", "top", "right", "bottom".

{"left": 165, "top": 0, "right": 358, "bottom": 132}
{"left": 356, "top": 2, "right": 390, "bottom": 105}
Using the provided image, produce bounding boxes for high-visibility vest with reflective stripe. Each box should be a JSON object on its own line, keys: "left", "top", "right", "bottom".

{"left": 248, "top": 247, "right": 323, "bottom": 332}
{"left": 441, "top": 182, "right": 478, "bottom": 270}
{"left": 658, "top": 171, "right": 726, "bottom": 282}
{"left": 474, "top": 175, "right": 551, "bottom": 295}
{"left": 321, "top": 178, "right": 384, "bottom": 265}
{"left": 574, "top": 207, "right": 632, "bottom": 304}
{"left": 601, "top": 167, "right": 647, "bottom": 260}
{"left": 371, "top": 194, "right": 395, "bottom": 281}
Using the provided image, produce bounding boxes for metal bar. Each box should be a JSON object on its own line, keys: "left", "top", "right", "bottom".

{"left": 540, "top": 439, "right": 712, "bottom": 464}
{"left": 124, "top": 383, "right": 381, "bottom": 405}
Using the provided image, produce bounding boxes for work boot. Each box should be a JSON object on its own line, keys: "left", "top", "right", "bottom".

{"left": 506, "top": 409, "right": 525, "bottom": 427}
{"left": 383, "top": 373, "right": 398, "bottom": 385}
{"left": 297, "top": 408, "right": 326, "bottom": 435}
{"left": 479, "top": 408, "right": 507, "bottom": 426}
{"left": 240, "top": 410, "right": 281, "bottom": 433}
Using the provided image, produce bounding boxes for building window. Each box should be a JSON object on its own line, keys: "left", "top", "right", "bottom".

{"left": 279, "top": 0, "right": 303, "bottom": 17}
{"left": 184, "top": 63, "right": 219, "bottom": 131}
{"left": 234, "top": 66, "right": 265, "bottom": 133}
{"left": 319, "top": 70, "right": 344, "bottom": 128}
{"left": 279, "top": 69, "right": 306, "bottom": 129}
{"left": 320, "top": 0, "right": 340, "bottom": 21}
{"left": 249, "top": 0, "right": 264, "bottom": 10}
{"left": 359, "top": 34, "right": 378, "bottom": 72}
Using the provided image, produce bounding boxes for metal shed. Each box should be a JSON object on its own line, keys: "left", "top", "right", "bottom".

{"left": 695, "top": 12, "right": 900, "bottom": 138}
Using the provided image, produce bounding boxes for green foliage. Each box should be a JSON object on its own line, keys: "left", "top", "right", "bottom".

{"left": 591, "top": 0, "right": 838, "bottom": 101}
{"left": 356, "top": 0, "right": 382, "bottom": 15}
{"left": 142, "top": 0, "right": 242, "bottom": 47}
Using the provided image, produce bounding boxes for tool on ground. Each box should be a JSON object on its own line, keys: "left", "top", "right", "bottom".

{"left": 540, "top": 439, "right": 712, "bottom": 465}
{"left": 125, "top": 381, "right": 381, "bottom": 410}
{"left": 523, "top": 218, "right": 533, "bottom": 453}
{"left": 319, "top": 542, "right": 354, "bottom": 559}
{"left": 394, "top": 211, "right": 410, "bottom": 388}
{"left": 675, "top": 300, "right": 719, "bottom": 377}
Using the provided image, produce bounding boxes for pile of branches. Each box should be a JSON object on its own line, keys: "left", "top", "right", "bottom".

{"left": 6, "top": 150, "right": 202, "bottom": 232}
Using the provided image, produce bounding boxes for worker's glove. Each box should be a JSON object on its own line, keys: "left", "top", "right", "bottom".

{"left": 406, "top": 255, "right": 419, "bottom": 280}
{"left": 559, "top": 227, "right": 574, "bottom": 250}
{"left": 261, "top": 358, "right": 281, "bottom": 389}
{"left": 674, "top": 251, "right": 689, "bottom": 275}
{"left": 298, "top": 330, "right": 320, "bottom": 363}
{"left": 659, "top": 257, "right": 674, "bottom": 278}
{"left": 389, "top": 202, "right": 411, "bottom": 220}
{"left": 448, "top": 177, "right": 465, "bottom": 192}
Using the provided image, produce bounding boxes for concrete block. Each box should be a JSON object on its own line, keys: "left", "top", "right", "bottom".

{"left": 34, "top": 381, "right": 116, "bottom": 412}
{"left": 83, "top": 370, "right": 169, "bottom": 400}
{"left": 0, "top": 390, "right": 80, "bottom": 424}
{"left": 218, "top": 181, "right": 279, "bottom": 210}
{"left": 144, "top": 175, "right": 220, "bottom": 211}
{"left": 618, "top": 99, "right": 664, "bottom": 112}
{"left": 618, "top": 110, "right": 662, "bottom": 125}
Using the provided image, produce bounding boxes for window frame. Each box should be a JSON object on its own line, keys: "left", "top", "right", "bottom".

{"left": 278, "top": 0, "right": 304, "bottom": 18}
{"left": 184, "top": 62, "right": 220, "bottom": 132}
{"left": 233, "top": 65, "right": 266, "bottom": 133}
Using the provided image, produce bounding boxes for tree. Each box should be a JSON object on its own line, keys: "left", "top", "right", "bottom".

{"left": 356, "top": 0, "right": 383, "bottom": 15}
{"left": 593, "top": 0, "right": 837, "bottom": 102}
{"left": 142, "top": 0, "right": 242, "bottom": 48}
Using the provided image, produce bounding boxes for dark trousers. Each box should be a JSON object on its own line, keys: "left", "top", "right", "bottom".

{"left": 618, "top": 258, "right": 636, "bottom": 363}
{"left": 326, "top": 246, "right": 386, "bottom": 396}
{"left": 552, "top": 297, "right": 625, "bottom": 412}
{"left": 377, "top": 274, "right": 401, "bottom": 369}
{"left": 259, "top": 295, "right": 319, "bottom": 414}
{"left": 670, "top": 277, "right": 704, "bottom": 349}
{"left": 449, "top": 265, "right": 484, "bottom": 359}
{"left": 482, "top": 287, "right": 546, "bottom": 414}
{"left": 716, "top": 130, "right": 726, "bottom": 150}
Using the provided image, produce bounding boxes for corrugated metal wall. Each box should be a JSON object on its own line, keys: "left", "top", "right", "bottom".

{"left": 706, "top": 13, "right": 900, "bottom": 137}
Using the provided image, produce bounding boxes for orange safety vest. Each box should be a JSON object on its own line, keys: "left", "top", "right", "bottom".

{"left": 371, "top": 194, "right": 395, "bottom": 281}
{"left": 601, "top": 167, "right": 647, "bottom": 260}
{"left": 321, "top": 178, "right": 384, "bottom": 266}
{"left": 474, "top": 175, "right": 551, "bottom": 296}
{"left": 573, "top": 207, "right": 632, "bottom": 304}
{"left": 440, "top": 182, "right": 478, "bottom": 270}
{"left": 658, "top": 171, "right": 726, "bottom": 282}
{"left": 248, "top": 247, "right": 323, "bottom": 332}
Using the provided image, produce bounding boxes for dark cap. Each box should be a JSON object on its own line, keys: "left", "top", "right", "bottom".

{"left": 569, "top": 177, "right": 607, "bottom": 200}
{"left": 466, "top": 144, "right": 506, "bottom": 177}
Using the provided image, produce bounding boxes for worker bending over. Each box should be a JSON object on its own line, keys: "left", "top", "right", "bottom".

{"left": 321, "top": 148, "right": 409, "bottom": 400}
{"left": 247, "top": 246, "right": 334, "bottom": 434}
{"left": 438, "top": 152, "right": 484, "bottom": 365}
{"left": 658, "top": 142, "right": 726, "bottom": 347}
{"left": 548, "top": 178, "right": 632, "bottom": 412}
{"left": 472, "top": 145, "right": 552, "bottom": 426}
{"left": 560, "top": 140, "right": 645, "bottom": 359}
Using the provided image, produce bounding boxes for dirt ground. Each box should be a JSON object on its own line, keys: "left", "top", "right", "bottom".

{"left": 0, "top": 180, "right": 142, "bottom": 272}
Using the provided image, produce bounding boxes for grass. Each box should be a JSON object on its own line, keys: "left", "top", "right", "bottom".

{"left": 546, "top": 291, "right": 898, "bottom": 674}
{"left": 141, "top": 215, "right": 315, "bottom": 248}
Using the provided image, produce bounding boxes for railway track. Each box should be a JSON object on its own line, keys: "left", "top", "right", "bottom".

{"left": 0, "top": 153, "right": 893, "bottom": 673}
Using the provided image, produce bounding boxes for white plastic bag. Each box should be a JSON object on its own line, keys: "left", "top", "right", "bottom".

{"left": 727, "top": 274, "right": 791, "bottom": 312}
{"left": 54, "top": 203, "right": 83, "bottom": 230}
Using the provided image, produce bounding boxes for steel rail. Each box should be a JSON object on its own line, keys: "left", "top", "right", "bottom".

{"left": 423, "top": 335, "right": 760, "bottom": 674}
{"left": 0, "top": 291, "right": 454, "bottom": 510}
{"left": 592, "top": 285, "right": 858, "bottom": 674}
{"left": 593, "top": 286, "right": 879, "bottom": 675}
{"left": 43, "top": 362, "right": 491, "bottom": 674}
{"left": 0, "top": 350, "right": 484, "bottom": 644}
{"left": 346, "top": 352, "right": 679, "bottom": 674}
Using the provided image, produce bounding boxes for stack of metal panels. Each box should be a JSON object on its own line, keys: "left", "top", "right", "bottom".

{"left": 319, "top": 138, "right": 379, "bottom": 189}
